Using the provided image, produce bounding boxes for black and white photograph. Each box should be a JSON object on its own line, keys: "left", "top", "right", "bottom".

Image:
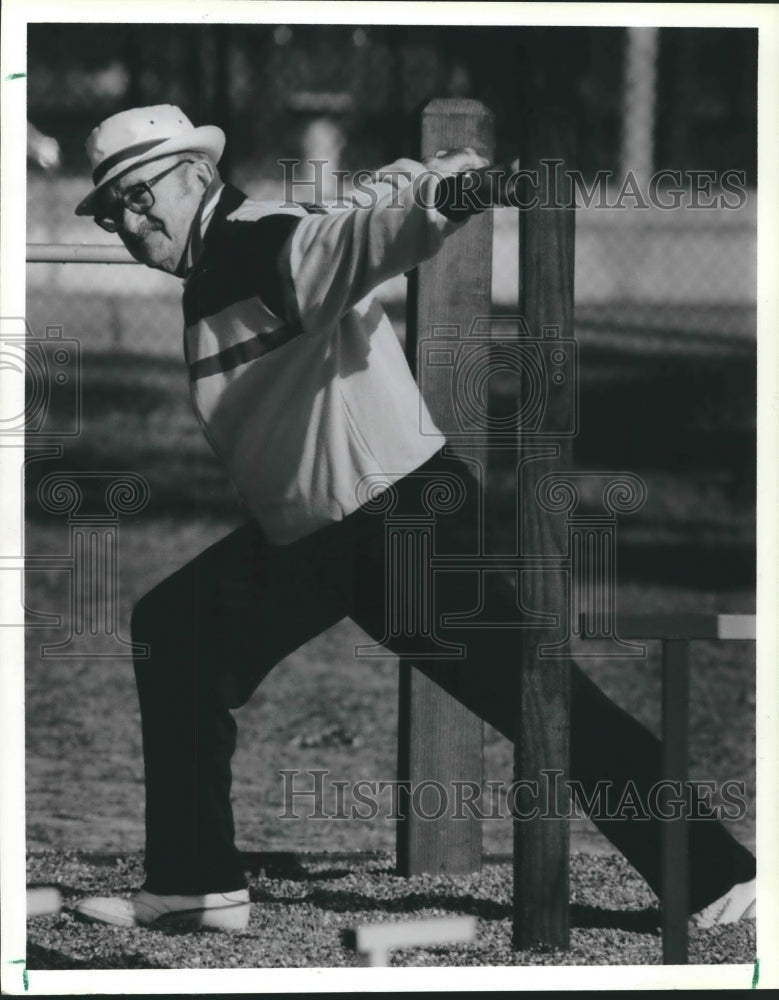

{"left": 1, "top": 0, "right": 777, "bottom": 992}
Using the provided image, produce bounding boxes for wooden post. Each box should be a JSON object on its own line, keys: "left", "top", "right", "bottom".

{"left": 661, "top": 638, "right": 690, "bottom": 964}
{"left": 208, "top": 25, "right": 233, "bottom": 181}
{"left": 397, "top": 98, "right": 494, "bottom": 876}
{"left": 513, "top": 109, "right": 575, "bottom": 949}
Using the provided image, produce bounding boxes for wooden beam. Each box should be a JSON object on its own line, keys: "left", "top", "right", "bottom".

{"left": 513, "top": 107, "right": 575, "bottom": 950}
{"left": 661, "top": 639, "right": 690, "bottom": 964}
{"left": 614, "top": 613, "right": 756, "bottom": 640}
{"left": 349, "top": 916, "right": 476, "bottom": 967}
{"left": 397, "top": 98, "right": 494, "bottom": 876}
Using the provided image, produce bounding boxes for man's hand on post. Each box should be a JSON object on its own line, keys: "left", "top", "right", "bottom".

{"left": 428, "top": 152, "right": 536, "bottom": 220}
{"left": 422, "top": 146, "right": 490, "bottom": 176}
{"left": 427, "top": 147, "right": 503, "bottom": 222}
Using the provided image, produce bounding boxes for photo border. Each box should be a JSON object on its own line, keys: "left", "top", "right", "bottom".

{"left": 2, "top": 1, "right": 777, "bottom": 992}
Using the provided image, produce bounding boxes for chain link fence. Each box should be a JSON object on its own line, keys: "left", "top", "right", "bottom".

{"left": 26, "top": 24, "right": 756, "bottom": 358}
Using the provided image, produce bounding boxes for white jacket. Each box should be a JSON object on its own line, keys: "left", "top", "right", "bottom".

{"left": 182, "top": 168, "right": 467, "bottom": 544}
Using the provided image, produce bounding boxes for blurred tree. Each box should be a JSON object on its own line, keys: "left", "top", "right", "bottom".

{"left": 26, "top": 23, "right": 757, "bottom": 182}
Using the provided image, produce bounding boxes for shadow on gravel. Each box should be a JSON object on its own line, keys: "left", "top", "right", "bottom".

{"left": 26, "top": 941, "right": 167, "bottom": 970}
{"left": 242, "top": 852, "right": 659, "bottom": 930}
{"left": 26, "top": 943, "right": 94, "bottom": 970}
{"left": 249, "top": 885, "right": 512, "bottom": 922}
{"left": 242, "top": 851, "right": 350, "bottom": 880}
{"left": 570, "top": 903, "right": 660, "bottom": 933}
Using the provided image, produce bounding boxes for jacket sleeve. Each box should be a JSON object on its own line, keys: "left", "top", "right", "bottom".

{"left": 277, "top": 167, "right": 471, "bottom": 334}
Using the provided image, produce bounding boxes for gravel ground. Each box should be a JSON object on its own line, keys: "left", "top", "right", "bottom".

{"left": 23, "top": 850, "right": 755, "bottom": 970}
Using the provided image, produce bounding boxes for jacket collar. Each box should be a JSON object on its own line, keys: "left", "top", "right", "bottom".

{"left": 178, "top": 182, "right": 247, "bottom": 279}
{"left": 203, "top": 182, "right": 248, "bottom": 240}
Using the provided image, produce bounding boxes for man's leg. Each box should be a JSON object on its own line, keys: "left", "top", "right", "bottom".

{"left": 131, "top": 519, "right": 353, "bottom": 896}
{"left": 348, "top": 453, "right": 755, "bottom": 913}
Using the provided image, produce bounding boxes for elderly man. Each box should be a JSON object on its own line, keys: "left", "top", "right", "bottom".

{"left": 72, "top": 106, "right": 756, "bottom": 932}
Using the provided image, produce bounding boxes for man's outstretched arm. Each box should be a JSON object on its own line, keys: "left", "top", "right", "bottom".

{"left": 275, "top": 147, "right": 490, "bottom": 334}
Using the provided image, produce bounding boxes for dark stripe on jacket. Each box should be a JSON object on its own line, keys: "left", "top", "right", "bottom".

{"left": 189, "top": 320, "right": 305, "bottom": 380}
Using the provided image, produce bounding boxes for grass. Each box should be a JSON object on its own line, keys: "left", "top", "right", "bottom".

{"left": 24, "top": 564, "right": 757, "bottom": 861}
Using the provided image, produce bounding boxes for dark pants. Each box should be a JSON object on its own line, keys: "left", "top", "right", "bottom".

{"left": 132, "top": 451, "right": 755, "bottom": 909}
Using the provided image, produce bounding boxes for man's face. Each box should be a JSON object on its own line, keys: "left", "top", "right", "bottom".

{"left": 97, "top": 155, "right": 210, "bottom": 273}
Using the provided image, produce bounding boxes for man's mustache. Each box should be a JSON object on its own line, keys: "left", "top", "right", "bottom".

{"left": 126, "top": 221, "right": 164, "bottom": 243}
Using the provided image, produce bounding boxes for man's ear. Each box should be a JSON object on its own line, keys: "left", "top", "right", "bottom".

{"left": 192, "top": 158, "right": 216, "bottom": 192}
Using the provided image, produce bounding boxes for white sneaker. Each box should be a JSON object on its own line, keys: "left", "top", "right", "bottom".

{"left": 74, "top": 888, "right": 250, "bottom": 931}
{"left": 691, "top": 877, "right": 756, "bottom": 929}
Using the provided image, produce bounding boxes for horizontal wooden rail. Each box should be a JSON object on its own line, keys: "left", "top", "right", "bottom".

{"left": 26, "top": 243, "right": 137, "bottom": 264}
{"left": 348, "top": 916, "right": 476, "bottom": 966}
{"left": 615, "top": 613, "right": 756, "bottom": 641}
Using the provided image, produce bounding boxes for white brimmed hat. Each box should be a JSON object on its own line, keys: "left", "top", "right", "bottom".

{"left": 75, "top": 104, "right": 226, "bottom": 216}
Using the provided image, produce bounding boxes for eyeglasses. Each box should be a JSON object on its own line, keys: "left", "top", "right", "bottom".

{"left": 94, "top": 159, "right": 194, "bottom": 233}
